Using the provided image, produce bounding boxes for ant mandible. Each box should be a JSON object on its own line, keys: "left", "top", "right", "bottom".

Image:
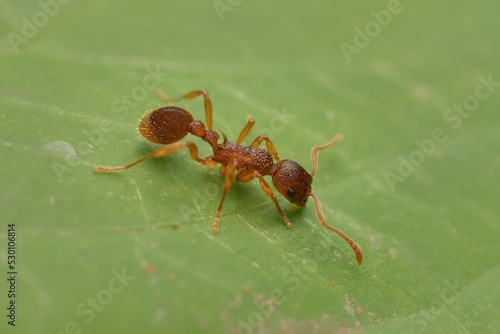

{"left": 94, "top": 89, "right": 363, "bottom": 266}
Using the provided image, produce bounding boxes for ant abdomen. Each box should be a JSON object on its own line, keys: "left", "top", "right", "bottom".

{"left": 139, "top": 106, "right": 194, "bottom": 144}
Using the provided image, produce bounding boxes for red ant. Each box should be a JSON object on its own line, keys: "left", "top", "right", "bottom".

{"left": 94, "top": 89, "right": 363, "bottom": 266}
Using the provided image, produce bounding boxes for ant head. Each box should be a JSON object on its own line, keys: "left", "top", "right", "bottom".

{"left": 272, "top": 135, "right": 344, "bottom": 207}
{"left": 272, "top": 159, "right": 312, "bottom": 207}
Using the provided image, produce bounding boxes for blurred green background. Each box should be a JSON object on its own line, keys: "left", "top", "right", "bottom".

{"left": 0, "top": 0, "right": 499, "bottom": 333}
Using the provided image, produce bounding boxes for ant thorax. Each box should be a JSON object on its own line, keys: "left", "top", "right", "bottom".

{"left": 212, "top": 141, "right": 275, "bottom": 176}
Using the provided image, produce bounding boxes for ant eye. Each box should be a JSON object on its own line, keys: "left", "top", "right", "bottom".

{"left": 287, "top": 188, "right": 295, "bottom": 198}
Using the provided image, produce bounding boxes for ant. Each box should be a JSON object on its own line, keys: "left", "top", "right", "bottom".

{"left": 94, "top": 89, "right": 363, "bottom": 266}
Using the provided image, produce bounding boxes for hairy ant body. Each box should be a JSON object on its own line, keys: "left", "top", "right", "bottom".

{"left": 94, "top": 89, "right": 363, "bottom": 266}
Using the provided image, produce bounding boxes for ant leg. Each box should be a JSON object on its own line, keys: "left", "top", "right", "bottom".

{"left": 237, "top": 170, "right": 292, "bottom": 229}
{"left": 236, "top": 118, "right": 255, "bottom": 144}
{"left": 250, "top": 135, "right": 280, "bottom": 161}
{"left": 212, "top": 161, "right": 237, "bottom": 233}
{"left": 183, "top": 142, "right": 218, "bottom": 167}
{"left": 256, "top": 172, "right": 292, "bottom": 228}
{"left": 235, "top": 169, "right": 254, "bottom": 183}
{"left": 310, "top": 134, "right": 343, "bottom": 178}
{"left": 156, "top": 89, "right": 213, "bottom": 130}
{"left": 93, "top": 142, "right": 216, "bottom": 172}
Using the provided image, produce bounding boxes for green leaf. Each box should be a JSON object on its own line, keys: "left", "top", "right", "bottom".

{"left": 1, "top": 1, "right": 499, "bottom": 333}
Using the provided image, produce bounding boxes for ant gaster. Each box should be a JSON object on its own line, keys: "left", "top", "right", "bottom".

{"left": 94, "top": 89, "right": 363, "bottom": 266}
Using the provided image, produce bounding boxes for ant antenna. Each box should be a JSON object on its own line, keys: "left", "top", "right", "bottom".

{"left": 309, "top": 193, "right": 363, "bottom": 266}
{"left": 309, "top": 134, "right": 363, "bottom": 266}
{"left": 310, "top": 134, "right": 343, "bottom": 178}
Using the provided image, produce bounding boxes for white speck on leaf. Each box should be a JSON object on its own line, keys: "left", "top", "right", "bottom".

{"left": 389, "top": 248, "right": 398, "bottom": 260}
{"left": 151, "top": 307, "right": 166, "bottom": 325}
{"left": 412, "top": 84, "right": 430, "bottom": 99}
{"left": 42, "top": 141, "right": 77, "bottom": 159}
{"left": 344, "top": 295, "right": 354, "bottom": 316}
